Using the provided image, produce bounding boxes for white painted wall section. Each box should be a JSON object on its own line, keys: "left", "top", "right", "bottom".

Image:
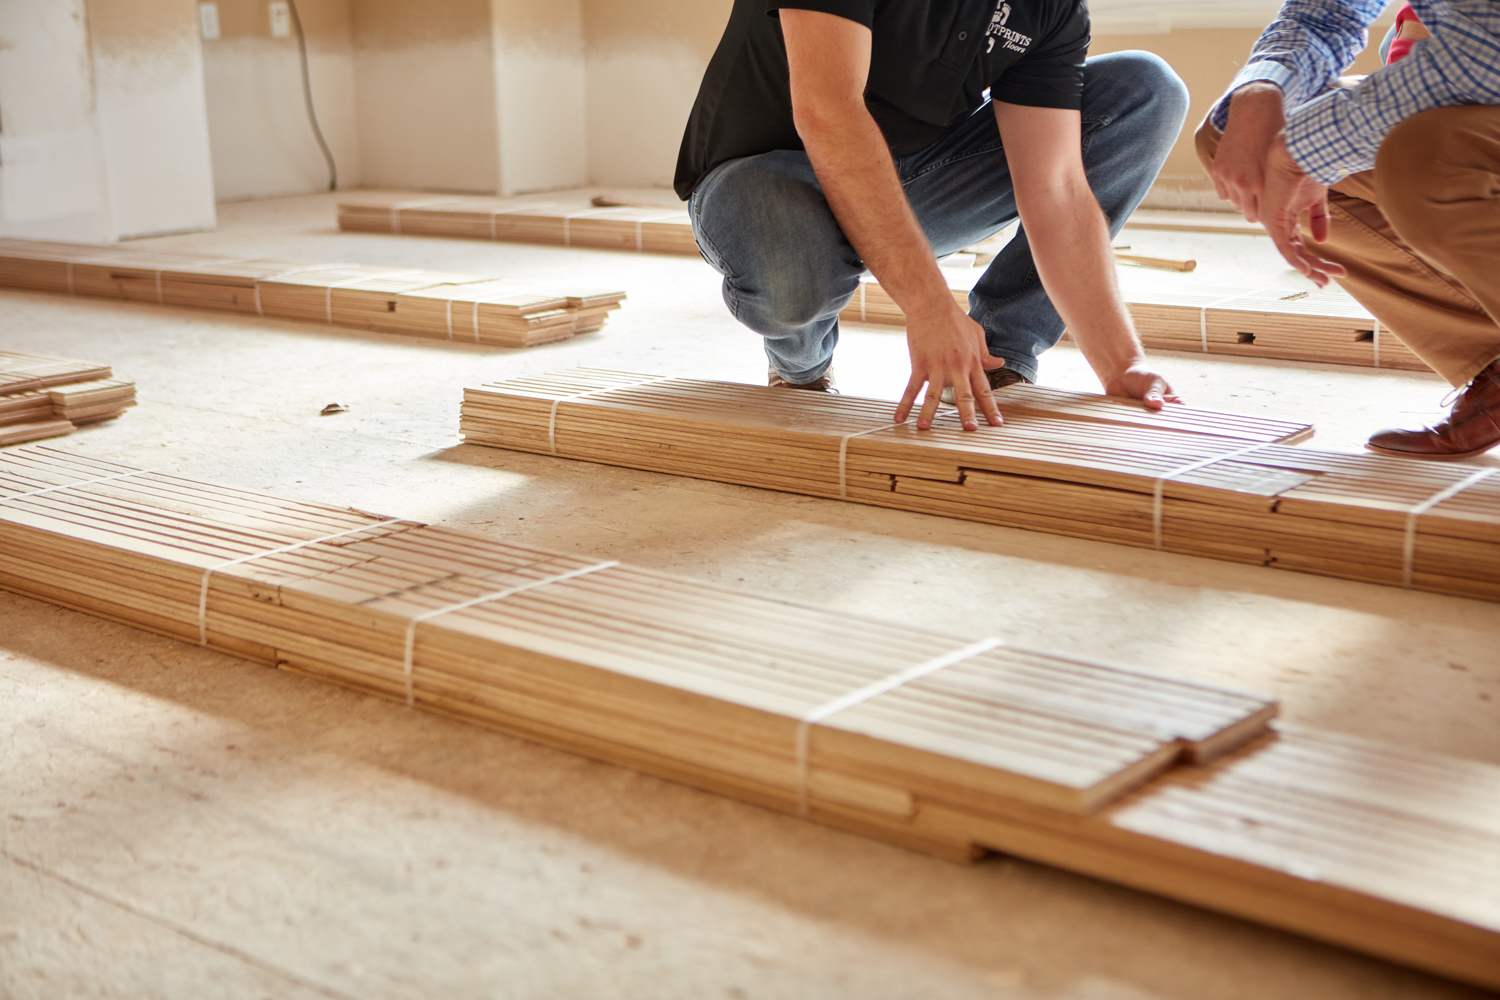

{"left": 585, "top": 41, "right": 702, "bottom": 189}
{"left": 202, "top": 40, "right": 358, "bottom": 199}
{"left": 92, "top": 32, "right": 219, "bottom": 237}
{"left": 0, "top": 0, "right": 116, "bottom": 243}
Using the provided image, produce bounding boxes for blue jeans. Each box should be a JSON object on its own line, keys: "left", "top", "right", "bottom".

{"left": 688, "top": 51, "right": 1190, "bottom": 385}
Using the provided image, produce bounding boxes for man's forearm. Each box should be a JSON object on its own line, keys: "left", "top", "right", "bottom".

{"left": 796, "top": 106, "right": 956, "bottom": 324}
{"left": 1022, "top": 189, "right": 1145, "bottom": 383}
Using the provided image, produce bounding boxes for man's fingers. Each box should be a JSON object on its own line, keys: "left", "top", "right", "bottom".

{"left": 895, "top": 377, "right": 923, "bottom": 424}
{"left": 972, "top": 371, "right": 1002, "bottom": 427}
{"left": 951, "top": 381, "right": 978, "bottom": 431}
{"left": 1308, "top": 198, "right": 1331, "bottom": 243}
{"left": 916, "top": 382, "right": 943, "bottom": 430}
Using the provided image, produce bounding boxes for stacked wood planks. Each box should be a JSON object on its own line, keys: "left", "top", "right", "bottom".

{"left": 460, "top": 369, "right": 1500, "bottom": 602}
{"left": 0, "top": 239, "right": 625, "bottom": 348}
{"left": 0, "top": 352, "right": 136, "bottom": 445}
{"left": 841, "top": 275, "right": 1428, "bottom": 372}
{"left": 0, "top": 445, "right": 1496, "bottom": 990}
{"left": 338, "top": 194, "right": 699, "bottom": 256}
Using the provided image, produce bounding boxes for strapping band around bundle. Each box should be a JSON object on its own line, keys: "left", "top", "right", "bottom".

{"left": 1402, "top": 468, "right": 1496, "bottom": 588}
{"left": 197, "top": 518, "right": 408, "bottom": 647}
{"left": 1199, "top": 290, "right": 1265, "bottom": 353}
{"left": 388, "top": 199, "right": 450, "bottom": 235}
{"left": 400, "top": 560, "right": 619, "bottom": 707}
{"left": 1152, "top": 443, "right": 1278, "bottom": 550}
{"left": 634, "top": 213, "right": 683, "bottom": 253}
{"left": 1372, "top": 319, "right": 1382, "bottom": 368}
{"left": 561, "top": 208, "right": 618, "bottom": 248}
{"left": 255, "top": 265, "right": 346, "bottom": 318}
{"left": 486, "top": 205, "right": 544, "bottom": 242}
{"left": 794, "top": 636, "right": 1004, "bottom": 818}
{"left": 0, "top": 468, "right": 158, "bottom": 504}
{"left": 323, "top": 271, "right": 423, "bottom": 324}
{"left": 547, "top": 376, "right": 677, "bottom": 456}
{"left": 838, "top": 421, "right": 902, "bottom": 499}
{"left": 467, "top": 290, "right": 532, "bottom": 344}
{"left": 859, "top": 282, "right": 867, "bottom": 323}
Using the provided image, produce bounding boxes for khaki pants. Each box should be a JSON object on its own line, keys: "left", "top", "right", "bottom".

{"left": 1195, "top": 106, "right": 1500, "bottom": 386}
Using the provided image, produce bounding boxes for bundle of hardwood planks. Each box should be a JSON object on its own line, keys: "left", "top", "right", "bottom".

{"left": 841, "top": 276, "right": 1428, "bottom": 372}
{"left": 0, "top": 352, "right": 135, "bottom": 445}
{"left": 0, "top": 239, "right": 625, "bottom": 348}
{"left": 460, "top": 369, "right": 1500, "bottom": 602}
{"left": 0, "top": 444, "right": 1495, "bottom": 990}
{"left": 338, "top": 194, "right": 700, "bottom": 256}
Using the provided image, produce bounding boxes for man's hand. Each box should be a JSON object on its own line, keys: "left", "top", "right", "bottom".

{"left": 1261, "top": 133, "right": 1347, "bottom": 287}
{"left": 782, "top": 10, "right": 1002, "bottom": 431}
{"left": 1213, "top": 83, "right": 1286, "bottom": 221}
{"left": 1103, "top": 362, "right": 1180, "bottom": 410}
{"left": 897, "top": 305, "right": 1006, "bottom": 430}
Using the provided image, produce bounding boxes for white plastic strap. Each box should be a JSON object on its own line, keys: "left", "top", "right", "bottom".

{"left": 634, "top": 212, "right": 683, "bottom": 253}
{"left": 486, "top": 205, "right": 540, "bottom": 241}
{"left": 1152, "top": 443, "right": 1277, "bottom": 550}
{"left": 323, "top": 271, "right": 422, "bottom": 324}
{"left": 838, "top": 422, "right": 902, "bottom": 499}
{"left": 547, "top": 376, "right": 677, "bottom": 456}
{"left": 1402, "top": 468, "right": 1496, "bottom": 588}
{"left": 1198, "top": 291, "right": 1264, "bottom": 353}
{"left": 0, "top": 468, "right": 157, "bottom": 504}
{"left": 254, "top": 264, "right": 346, "bottom": 318}
{"left": 561, "top": 209, "right": 617, "bottom": 247}
{"left": 859, "top": 282, "right": 867, "bottom": 323}
{"left": 389, "top": 199, "right": 450, "bottom": 234}
{"left": 467, "top": 290, "right": 529, "bottom": 343}
{"left": 794, "top": 636, "right": 1004, "bottom": 817}
{"left": 400, "top": 560, "right": 619, "bottom": 706}
{"left": 197, "top": 518, "right": 407, "bottom": 646}
{"left": 446, "top": 297, "right": 455, "bottom": 339}
{"left": 1372, "top": 318, "right": 1382, "bottom": 368}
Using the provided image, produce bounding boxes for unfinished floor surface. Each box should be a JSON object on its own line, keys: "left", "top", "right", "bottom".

{"left": 2, "top": 191, "right": 1498, "bottom": 1000}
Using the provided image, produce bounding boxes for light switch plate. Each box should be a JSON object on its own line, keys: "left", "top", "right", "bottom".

{"left": 269, "top": 1, "right": 291, "bottom": 38}
{"left": 198, "top": 2, "right": 220, "bottom": 40}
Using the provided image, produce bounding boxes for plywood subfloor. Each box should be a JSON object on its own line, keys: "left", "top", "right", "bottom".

{"left": 1, "top": 190, "right": 1496, "bottom": 1000}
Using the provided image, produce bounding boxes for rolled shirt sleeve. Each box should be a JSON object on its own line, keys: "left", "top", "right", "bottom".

{"left": 1283, "top": 1, "right": 1500, "bottom": 182}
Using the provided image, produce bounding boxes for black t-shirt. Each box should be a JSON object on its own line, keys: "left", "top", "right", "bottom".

{"left": 674, "top": 0, "right": 1091, "bottom": 198}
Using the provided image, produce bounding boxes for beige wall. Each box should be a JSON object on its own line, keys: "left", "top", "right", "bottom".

{"left": 350, "top": 0, "right": 499, "bottom": 193}
{"left": 492, "top": 0, "right": 586, "bottom": 194}
{"left": 200, "top": 0, "right": 359, "bottom": 200}
{"left": 0, "top": 0, "right": 217, "bottom": 242}
{"left": 581, "top": 0, "right": 730, "bottom": 190}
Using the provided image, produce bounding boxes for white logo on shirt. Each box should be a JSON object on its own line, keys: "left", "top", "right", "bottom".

{"left": 985, "top": 0, "right": 1032, "bottom": 53}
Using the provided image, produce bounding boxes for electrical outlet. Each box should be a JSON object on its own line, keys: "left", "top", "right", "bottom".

{"left": 268, "top": 1, "right": 291, "bottom": 38}
{"left": 198, "top": 2, "right": 220, "bottom": 40}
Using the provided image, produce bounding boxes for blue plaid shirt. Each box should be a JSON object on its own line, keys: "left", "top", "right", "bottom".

{"left": 1209, "top": 0, "right": 1500, "bottom": 183}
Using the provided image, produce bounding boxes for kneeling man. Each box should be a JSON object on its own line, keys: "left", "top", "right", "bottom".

{"left": 676, "top": 1, "right": 1189, "bottom": 431}
{"left": 1201, "top": 0, "right": 1500, "bottom": 459}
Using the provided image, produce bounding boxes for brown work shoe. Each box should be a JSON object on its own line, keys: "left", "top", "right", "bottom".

{"left": 1367, "top": 359, "right": 1500, "bottom": 460}
{"left": 768, "top": 367, "right": 837, "bottom": 392}
{"left": 940, "top": 366, "right": 1030, "bottom": 404}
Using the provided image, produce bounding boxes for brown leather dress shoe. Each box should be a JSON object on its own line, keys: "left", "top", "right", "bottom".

{"left": 1367, "top": 359, "right": 1500, "bottom": 460}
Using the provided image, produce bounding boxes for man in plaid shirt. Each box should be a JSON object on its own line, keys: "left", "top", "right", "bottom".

{"left": 1199, "top": 0, "right": 1500, "bottom": 459}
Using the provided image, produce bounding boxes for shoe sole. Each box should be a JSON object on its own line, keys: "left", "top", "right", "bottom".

{"left": 1364, "top": 442, "right": 1500, "bottom": 461}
